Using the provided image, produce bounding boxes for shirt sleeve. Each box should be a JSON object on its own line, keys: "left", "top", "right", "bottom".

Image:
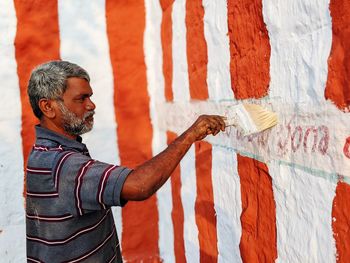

{"left": 55, "top": 151, "right": 132, "bottom": 216}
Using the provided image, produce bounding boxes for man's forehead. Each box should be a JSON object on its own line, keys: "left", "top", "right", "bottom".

{"left": 65, "top": 77, "right": 93, "bottom": 95}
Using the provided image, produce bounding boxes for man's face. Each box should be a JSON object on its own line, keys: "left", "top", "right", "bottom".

{"left": 57, "top": 77, "right": 96, "bottom": 136}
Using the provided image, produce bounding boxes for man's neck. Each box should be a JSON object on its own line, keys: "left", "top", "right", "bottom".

{"left": 40, "top": 119, "right": 77, "bottom": 140}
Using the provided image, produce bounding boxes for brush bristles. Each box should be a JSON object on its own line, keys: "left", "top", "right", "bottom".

{"left": 243, "top": 103, "right": 278, "bottom": 132}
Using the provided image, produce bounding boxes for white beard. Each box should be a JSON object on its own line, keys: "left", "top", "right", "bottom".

{"left": 57, "top": 101, "right": 94, "bottom": 136}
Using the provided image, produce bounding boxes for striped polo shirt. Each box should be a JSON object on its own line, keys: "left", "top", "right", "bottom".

{"left": 26, "top": 126, "right": 132, "bottom": 263}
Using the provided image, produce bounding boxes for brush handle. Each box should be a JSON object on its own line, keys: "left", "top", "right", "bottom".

{"left": 224, "top": 115, "right": 238, "bottom": 127}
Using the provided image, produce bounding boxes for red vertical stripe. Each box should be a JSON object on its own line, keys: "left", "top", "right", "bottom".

{"left": 227, "top": 1, "right": 276, "bottom": 260}
{"left": 332, "top": 182, "right": 350, "bottom": 262}
{"left": 14, "top": 0, "right": 61, "bottom": 195}
{"left": 237, "top": 154, "right": 277, "bottom": 263}
{"left": 167, "top": 131, "right": 186, "bottom": 263}
{"left": 227, "top": 0, "right": 271, "bottom": 98}
{"left": 195, "top": 142, "right": 218, "bottom": 262}
{"left": 106, "top": 2, "right": 160, "bottom": 262}
{"left": 323, "top": 1, "right": 350, "bottom": 260}
{"left": 325, "top": 0, "right": 350, "bottom": 110}
{"left": 186, "top": 0, "right": 209, "bottom": 100}
{"left": 160, "top": 0, "right": 175, "bottom": 102}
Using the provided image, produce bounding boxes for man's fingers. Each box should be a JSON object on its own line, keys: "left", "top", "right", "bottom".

{"left": 191, "top": 115, "right": 227, "bottom": 141}
{"left": 207, "top": 116, "right": 226, "bottom": 133}
{"left": 212, "top": 129, "right": 220, "bottom": 136}
{"left": 213, "top": 115, "right": 226, "bottom": 131}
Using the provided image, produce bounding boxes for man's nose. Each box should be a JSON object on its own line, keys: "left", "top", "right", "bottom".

{"left": 86, "top": 97, "right": 96, "bottom": 111}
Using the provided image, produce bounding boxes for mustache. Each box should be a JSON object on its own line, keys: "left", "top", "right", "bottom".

{"left": 83, "top": 111, "right": 95, "bottom": 120}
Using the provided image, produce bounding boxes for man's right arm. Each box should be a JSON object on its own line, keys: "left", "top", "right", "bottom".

{"left": 120, "top": 115, "right": 226, "bottom": 201}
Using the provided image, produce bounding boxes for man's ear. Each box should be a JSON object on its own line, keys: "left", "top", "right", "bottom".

{"left": 38, "top": 98, "right": 57, "bottom": 119}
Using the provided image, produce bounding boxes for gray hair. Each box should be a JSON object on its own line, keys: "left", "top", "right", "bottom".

{"left": 27, "top": 60, "right": 90, "bottom": 119}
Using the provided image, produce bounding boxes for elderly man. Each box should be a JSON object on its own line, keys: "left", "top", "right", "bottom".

{"left": 26, "top": 60, "right": 225, "bottom": 262}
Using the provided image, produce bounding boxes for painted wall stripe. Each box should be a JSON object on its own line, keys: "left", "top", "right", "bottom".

{"left": 202, "top": 3, "right": 239, "bottom": 261}
{"left": 172, "top": 0, "right": 190, "bottom": 102}
{"left": 106, "top": 1, "right": 160, "bottom": 261}
{"left": 332, "top": 182, "right": 350, "bottom": 263}
{"left": 186, "top": 0, "right": 209, "bottom": 100}
{"left": 211, "top": 146, "right": 242, "bottom": 263}
{"left": 237, "top": 154, "right": 277, "bottom": 263}
{"left": 154, "top": 131, "right": 175, "bottom": 263}
{"left": 325, "top": 0, "right": 350, "bottom": 110}
{"left": 160, "top": 0, "right": 175, "bottom": 102}
{"left": 226, "top": 1, "right": 276, "bottom": 261}
{"left": 167, "top": 132, "right": 186, "bottom": 263}
{"left": 263, "top": 0, "right": 332, "bottom": 103}
{"left": 14, "top": 0, "right": 61, "bottom": 192}
{"left": 227, "top": 0, "right": 270, "bottom": 99}
{"left": 0, "top": 0, "right": 25, "bottom": 261}
{"left": 268, "top": 162, "right": 337, "bottom": 262}
{"left": 57, "top": 0, "right": 120, "bottom": 164}
{"left": 203, "top": 0, "right": 234, "bottom": 101}
{"left": 144, "top": 0, "right": 175, "bottom": 260}
{"left": 57, "top": 0, "right": 123, "bottom": 239}
{"left": 195, "top": 141, "right": 218, "bottom": 262}
{"left": 180, "top": 144, "right": 200, "bottom": 262}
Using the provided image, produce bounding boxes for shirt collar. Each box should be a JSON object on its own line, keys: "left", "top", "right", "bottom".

{"left": 35, "top": 125, "right": 88, "bottom": 152}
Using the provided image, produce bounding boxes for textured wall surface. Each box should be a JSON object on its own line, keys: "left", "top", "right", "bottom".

{"left": 0, "top": 0, "right": 349, "bottom": 262}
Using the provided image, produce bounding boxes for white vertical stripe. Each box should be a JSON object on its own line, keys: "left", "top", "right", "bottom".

{"left": 263, "top": 0, "right": 332, "bottom": 103}
{"left": 172, "top": 0, "right": 191, "bottom": 102}
{"left": 154, "top": 133, "right": 175, "bottom": 263}
{"left": 57, "top": 0, "right": 123, "bottom": 239}
{"left": 203, "top": 2, "right": 240, "bottom": 261}
{"left": 58, "top": 0, "right": 120, "bottom": 164}
{"left": 268, "top": 163, "right": 337, "bottom": 263}
{"left": 263, "top": 2, "right": 337, "bottom": 261}
{"left": 0, "top": 0, "right": 26, "bottom": 261}
{"left": 180, "top": 145, "right": 200, "bottom": 262}
{"left": 203, "top": 0, "right": 234, "bottom": 101}
{"left": 211, "top": 146, "right": 242, "bottom": 263}
{"left": 172, "top": 1, "right": 199, "bottom": 260}
{"left": 144, "top": 0, "right": 175, "bottom": 262}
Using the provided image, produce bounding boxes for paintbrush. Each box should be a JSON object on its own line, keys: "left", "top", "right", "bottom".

{"left": 224, "top": 103, "right": 278, "bottom": 135}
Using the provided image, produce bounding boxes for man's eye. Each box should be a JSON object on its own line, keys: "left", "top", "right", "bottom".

{"left": 75, "top": 98, "right": 84, "bottom": 102}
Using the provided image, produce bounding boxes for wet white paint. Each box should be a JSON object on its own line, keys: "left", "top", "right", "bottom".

{"left": 172, "top": 0, "right": 191, "bottom": 102}
{"left": 203, "top": 0, "right": 234, "bottom": 101}
{"left": 263, "top": 0, "right": 332, "bottom": 104}
{"left": 180, "top": 145, "right": 200, "bottom": 262}
{"left": 268, "top": 162, "right": 337, "bottom": 263}
{"left": 211, "top": 146, "right": 243, "bottom": 263}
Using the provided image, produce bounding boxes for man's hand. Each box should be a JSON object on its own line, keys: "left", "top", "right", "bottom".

{"left": 185, "top": 115, "right": 226, "bottom": 142}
